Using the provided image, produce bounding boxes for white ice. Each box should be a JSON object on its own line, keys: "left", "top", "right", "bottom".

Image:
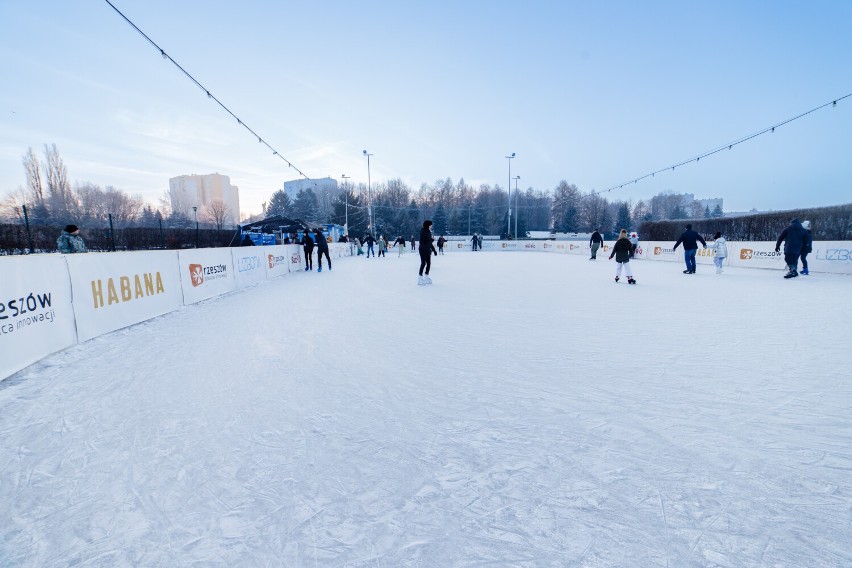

{"left": 1, "top": 251, "right": 850, "bottom": 567}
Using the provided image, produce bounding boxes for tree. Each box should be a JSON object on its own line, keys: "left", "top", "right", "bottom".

{"left": 43, "top": 143, "right": 76, "bottom": 221}
{"left": 581, "top": 193, "right": 610, "bottom": 232}
{"left": 432, "top": 203, "right": 449, "bottom": 235}
{"left": 615, "top": 202, "right": 632, "bottom": 233}
{"left": 670, "top": 205, "right": 688, "bottom": 219}
{"left": 292, "top": 188, "right": 319, "bottom": 222}
{"left": 704, "top": 205, "right": 711, "bottom": 219}
{"left": 266, "top": 190, "right": 292, "bottom": 218}
{"left": 551, "top": 181, "right": 581, "bottom": 232}
{"left": 205, "top": 199, "right": 230, "bottom": 232}
{"left": 712, "top": 204, "right": 724, "bottom": 218}
{"left": 633, "top": 200, "right": 651, "bottom": 222}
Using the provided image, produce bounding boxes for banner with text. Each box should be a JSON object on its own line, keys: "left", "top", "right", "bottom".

{"left": 0, "top": 255, "right": 77, "bottom": 380}
{"left": 263, "top": 245, "right": 292, "bottom": 279}
{"left": 231, "top": 248, "right": 267, "bottom": 289}
{"left": 178, "top": 248, "right": 236, "bottom": 305}
{"left": 66, "top": 251, "right": 183, "bottom": 343}
{"left": 285, "top": 244, "right": 304, "bottom": 273}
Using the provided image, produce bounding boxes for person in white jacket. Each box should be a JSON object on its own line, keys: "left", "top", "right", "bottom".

{"left": 710, "top": 231, "right": 728, "bottom": 274}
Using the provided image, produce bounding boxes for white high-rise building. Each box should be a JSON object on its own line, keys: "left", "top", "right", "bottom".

{"left": 169, "top": 173, "right": 240, "bottom": 227}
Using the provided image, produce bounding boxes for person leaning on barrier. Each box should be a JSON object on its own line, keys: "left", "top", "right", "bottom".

{"left": 57, "top": 225, "right": 88, "bottom": 254}
{"left": 775, "top": 218, "right": 810, "bottom": 279}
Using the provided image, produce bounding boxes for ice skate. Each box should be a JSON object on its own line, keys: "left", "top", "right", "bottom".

{"left": 614, "top": 276, "right": 620, "bottom": 283}
{"left": 628, "top": 277, "right": 636, "bottom": 285}
{"left": 424, "top": 275, "right": 432, "bottom": 285}
{"left": 801, "top": 268, "right": 809, "bottom": 275}
{"left": 317, "top": 267, "right": 322, "bottom": 272}
{"left": 418, "top": 275, "right": 425, "bottom": 285}
{"left": 784, "top": 269, "right": 798, "bottom": 279}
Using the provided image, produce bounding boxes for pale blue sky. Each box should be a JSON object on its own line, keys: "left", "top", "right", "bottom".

{"left": 1, "top": 0, "right": 850, "bottom": 217}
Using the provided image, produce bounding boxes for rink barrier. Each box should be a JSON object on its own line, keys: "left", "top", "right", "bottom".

{"left": 0, "top": 242, "right": 352, "bottom": 381}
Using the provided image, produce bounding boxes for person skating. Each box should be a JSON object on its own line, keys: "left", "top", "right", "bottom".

{"left": 394, "top": 235, "right": 406, "bottom": 257}
{"left": 56, "top": 224, "right": 87, "bottom": 253}
{"left": 478, "top": 234, "right": 483, "bottom": 250}
{"left": 708, "top": 231, "right": 728, "bottom": 274}
{"left": 410, "top": 235, "right": 416, "bottom": 251}
{"left": 775, "top": 218, "right": 810, "bottom": 279}
{"left": 589, "top": 229, "right": 604, "bottom": 260}
{"left": 418, "top": 220, "right": 438, "bottom": 285}
{"left": 314, "top": 229, "right": 332, "bottom": 272}
{"left": 673, "top": 223, "right": 707, "bottom": 274}
{"left": 302, "top": 230, "right": 315, "bottom": 270}
{"left": 629, "top": 232, "right": 639, "bottom": 258}
{"left": 800, "top": 220, "right": 812, "bottom": 275}
{"left": 377, "top": 235, "right": 387, "bottom": 257}
{"left": 363, "top": 234, "right": 376, "bottom": 257}
{"left": 471, "top": 233, "right": 478, "bottom": 251}
{"left": 609, "top": 229, "right": 636, "bottom": 284}
{"left": 437, "top": 235, "right": 446, "bottom": 255}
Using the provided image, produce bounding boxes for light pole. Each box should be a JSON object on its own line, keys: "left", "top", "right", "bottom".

{"left": 362, "top": 150, "right": 374, "bottom": 236}
{"left": 513, "top": 176, "right": 521, "bottom": 239}
{"left": 341, "top": 174, "right": 350, "bottom": 235}
{"left": 505, "top": 152, "right": 515, "bottom": 238}
{"left": 468, "top": 202, "right": 471, "bottom": 236}
{"left": 192, "top": 206, "right": 198, "bottom": 248}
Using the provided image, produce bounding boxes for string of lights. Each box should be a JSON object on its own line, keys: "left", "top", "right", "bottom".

{"left": 104, "top": 0, "right": 310, "bottom": 180}
{"left": 597, "top": 92, "right": 851, "bottom": 196}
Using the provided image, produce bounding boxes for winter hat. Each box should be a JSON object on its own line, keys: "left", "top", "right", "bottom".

{"left": 619, "top": 229, "right": 627, "bottom": 236}
{"left": 802, "top": 220, "right": 811, "bottom": 230}
{"left": 714, "top": 231, "right": 722, "bottom": 239}
{"left": 423, "top": 220, "right": 433, "bottom": 228}
{"left": 65, "top": 224, "right": 78, "bottom": 233}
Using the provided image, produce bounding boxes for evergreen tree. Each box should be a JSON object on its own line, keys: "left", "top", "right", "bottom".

{"left": 292, "top": 188, "right": 319, "bottom": 222}
{"left": 267, "top": 190, "right": 292, "bottom": 218}
{"left": 432, "top": 203, "right": 449, "bottom": 235}
{"left": 615, "top": 202, "right": 632, "bottom": 232}
{"left": 712, "top": 204, "right": 724, "bottom": 218}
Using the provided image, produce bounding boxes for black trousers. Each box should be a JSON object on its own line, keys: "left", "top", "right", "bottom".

{"left": 419, "top": 254, "right": 431, "bottom": 275}
{"left": 305, "top": 249, "right": 313, "bottom": 269}
{"left": 318, "top": 250, "right": 331, "bottom": 269}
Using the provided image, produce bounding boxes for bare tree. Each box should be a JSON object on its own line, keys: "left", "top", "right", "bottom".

{"left": 205, "top": 199, "right": 230, "bottom": 232}
{"left": 0, "top": 187, "right": 29, "bottom": 222}
{"left": 43, "top": 143, "right": 76, "bottom": 221}
{"left": 22, "top": 148, "right": 45, "bottom": 205}
{"left": 581, "top": 193, "right": 610, "bottom": 232}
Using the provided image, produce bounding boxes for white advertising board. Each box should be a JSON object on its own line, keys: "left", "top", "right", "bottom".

{"left": 65, "top": 251, "right": 183, "bottom": 343}
{"left": 285, "top": 244, "right": 304, "bottom": 273}
{"left": 263, "top": 245, "right": 292, "bottom": 279}
{"left": 0, "top": 255, "right": 78, "bottom": 380}
{"left": 727, "top": 242, "right": 787, "bottom": 270}
{"left": 178, "top": 248, "right": 236, "bottom": 305}
{"left": 806, "top": 241, "right": 852, "bottom": 274}
{"left": 231, "top": 248, "right": 267, "bottom": 289}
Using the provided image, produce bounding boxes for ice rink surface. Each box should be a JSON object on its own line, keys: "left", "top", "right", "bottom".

{"left": 1, "top": 251, "right": 850, "bottom": 567}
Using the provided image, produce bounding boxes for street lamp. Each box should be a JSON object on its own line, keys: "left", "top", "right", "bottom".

{"left": 362, "top": 150, "right": 374, "bottom": 236}
{"left": 505, "top": 152, "right": 515, "bottom": 238}
{"left": 513, "top": 176, "right": 520, "bottom": 239}
{"left": 192, "top": 206, "right": 198, "bottom": 248}
{"left": 341, "top": 174, "right": 350, "bottom": 235}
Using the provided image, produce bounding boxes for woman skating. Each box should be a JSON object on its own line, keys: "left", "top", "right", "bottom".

{"left": 609, "top": 229, "right": 636, "bottom": 284}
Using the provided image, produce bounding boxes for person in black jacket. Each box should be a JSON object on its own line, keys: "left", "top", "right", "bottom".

{"left": 775, "top": 218, "right": 811, "bottom": 279}
{"left": 437, "top": 235, "right": 447, "bottom": 255}
{"left": 673, "top": 223, "right": 707, "bottom": 274}
{"left": 589, "top": 229, "right": 604, "bottom": 260}
{"left": 799, "top": 220, "right": 812, "bottom": 275}
{"left": 418, "top": 220, "right": 438, "bottom": 285}
{"left": 609, "top": 229, "right": 636, "bottom": 284}
{"left": 314, "top": 229, "right": 331, "bottom": 272}
{"left": 363, "top": 234, "right": 375, "bottom": 257}
{"left": 302, "top": 230, "right": 315, "bottom": 271}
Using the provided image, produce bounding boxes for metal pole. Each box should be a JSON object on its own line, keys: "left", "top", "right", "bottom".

{"left": 514, "top": 176, "right": 520, "bottom": 239}
{"left": 341, "top": 174, "right": 350, "bottom": 235}
{"left": 158, "top": 217, "right": 165, "bottom": 249}
{"left": 468, "top": 203, "right": 471, "bottom": 236}
{"left": 363, "top": 151, "right": 374, "bottom": 236}
{"left": 22, "top": 204, "right": 33, "bottom": 254}
{"left": 505, "top": 153, "right": 515, "bottom": 238}
{"left": 193, "top": 207, "right": 199, "bottom": 248}
{"left": 108, "top": 213, "right": 116, "bottom": 252}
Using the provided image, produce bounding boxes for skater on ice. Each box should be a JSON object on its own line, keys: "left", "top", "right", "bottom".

{"left": 418, "top": 220, "right": 438, "bottom": 285}
{"left": 314, "top": 228, "right": 332, "bottom": 272}
{"left": 709, "top": 231, "right": 728, "bottom": 274}
{"left": 589, "top": 229, "right": 604, "bottom": 260}
{"left": 673, "top": 223, "right": 706, "bottom": 274}
{"left": 800, "top": 220, "right": 812, "bottom": 275}
{"left": 609, "top": 229, "right": 636, "bottom": 284}
{"left": 302, "top": 230, "right": 315, "bottom": 271}
{"left": 437, "top": 235, "right": 447, "bottom": 255}
{"left": 775, "top": 218, "right": 811, "bottom": 279}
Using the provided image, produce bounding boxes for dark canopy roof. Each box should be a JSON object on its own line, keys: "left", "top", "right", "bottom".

{"left": 240, "top": 216, "right": 317, "bottom": 234}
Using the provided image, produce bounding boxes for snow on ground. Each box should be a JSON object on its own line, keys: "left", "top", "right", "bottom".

{"left": 1, "top": 250, "right": 850, "bottom": 567}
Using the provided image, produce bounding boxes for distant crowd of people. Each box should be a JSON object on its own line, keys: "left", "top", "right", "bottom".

{"left": 53, "top": 219, "right": 816, "bottom": 283}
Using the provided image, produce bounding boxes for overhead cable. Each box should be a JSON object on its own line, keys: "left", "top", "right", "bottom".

{"left": 104, "top": 0, "right": 309, "bottom": 179}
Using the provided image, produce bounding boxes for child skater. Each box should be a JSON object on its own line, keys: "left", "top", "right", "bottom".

{"left": 609, "top": 229, "right": 636, "bottom": 284}
{"left": 709, "top": 231, "right": 728, "bottom": 274}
